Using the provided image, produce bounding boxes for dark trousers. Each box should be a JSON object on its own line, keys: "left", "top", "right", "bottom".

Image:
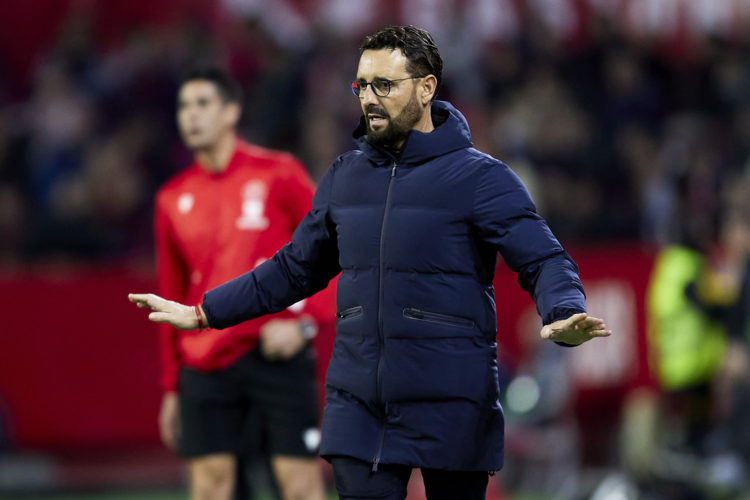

{"left": 331, "top": 456, "right": 488, "bottom": 500}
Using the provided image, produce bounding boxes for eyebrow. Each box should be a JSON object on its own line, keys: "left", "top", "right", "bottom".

{"left": 357, "top": 76, "right": 405, "bottom": 81}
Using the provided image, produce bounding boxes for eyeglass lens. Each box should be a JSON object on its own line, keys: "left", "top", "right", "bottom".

{"left": 351, "top": 79, "right": 391, "bottom": 97}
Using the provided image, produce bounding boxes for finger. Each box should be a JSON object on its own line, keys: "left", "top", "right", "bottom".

{"left": 149, "top": 312, "right": 173, "bottom": 324}
{"left": 129, "top": 293, "right": 153, "bottom": 304}
{"left": 588, "top": 329, "right": 612, "bottom": 337}
{"left": 540, "top": 326, "right": 557, "bottom": 339}
{"left": 581, "top": 316, "right": 605, "bottom": 325}
{"left": 567, "top": 312, "right": 588, "bottom": 326}
{"left": 579, "top": 319, "right": 606, "bottom": 331}
{"left": 130, "top": 294, "right": 160, "bottom": 311}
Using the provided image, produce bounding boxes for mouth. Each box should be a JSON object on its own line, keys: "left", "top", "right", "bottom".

{"left": 367, "top": 112, "right": 388, "bottom": 128}
{"left": 186, "top": 127, "right": 203, "bottom": 139}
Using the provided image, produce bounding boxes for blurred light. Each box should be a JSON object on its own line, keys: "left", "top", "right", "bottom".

{"left": 589, "top": 473, "right": 639, "bottom": 500}
{"left": 506, "top": 375, "right": 540, "bottom": 414}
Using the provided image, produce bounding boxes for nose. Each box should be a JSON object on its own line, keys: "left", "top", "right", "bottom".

{"left": 181, "top": 105, "right": 198, "bottom": 119}
{"left": 359, "top": 84, "right": 379, "bottom": 107}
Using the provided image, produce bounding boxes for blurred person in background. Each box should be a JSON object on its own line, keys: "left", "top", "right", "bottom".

{"left": 685, "top": 173, "right": 750, "bottom": 493}
{"left": 130, "top": 26, "right": 610, "bottom": 499}
{"left": 638, "top": 165, "right": 738, "bottom": 496}
{"left": 154, "top": 68, "right": 329, "bottom": 500}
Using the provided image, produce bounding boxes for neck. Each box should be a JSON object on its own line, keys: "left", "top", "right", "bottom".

{"left": 411, "top": 103, "right": 435, "bottom": 135}
{"left": 195, "top": 133, "right": 237, "bottom": 173}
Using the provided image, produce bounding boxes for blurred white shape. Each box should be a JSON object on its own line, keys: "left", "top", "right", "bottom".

{"left": 506, "top": 375, "right": 541, "bottom": 414}
{"left": 589, "top": 472, "right": 639, "bottom": 500}
{"left": 303, "top": 427, "right": 321, "bottom": 452}
{"left": 222, "top": 0, "right": 312, "bottom": 50}
{"left": 177, "top": 192, "right": 194, "bottom": 214}
{"left": 466, "top": 0, "right": 519, "bottom": 42}
{"left": 530, "top": 0, "right": 577, "bottom": 39}
{"left": 400, "top": 0, "right": 455, "bottom": 41}
{"left": 316, "top": 0, "right": 378, "bottom": 37}
{"left": 287, "top": 298, "right": 306, "bottom": 314}
{"left": 688, "top": 0, "right": 734, "bottom": 36}
{"left": 627, "top": 0, "right": 679, "bottom": 36}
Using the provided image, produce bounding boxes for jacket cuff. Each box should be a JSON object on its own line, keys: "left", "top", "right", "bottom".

{"left": 543, "top": 306, "right": 586, "bottom": 325}
{"left": 554, "top": 341, "right": 579, "bottom": 348}
{"left": 160, "top": 372, "right": 179, "bottom": 392}
{"left": 201, "top": 294, "right": 219, "bottom": 330}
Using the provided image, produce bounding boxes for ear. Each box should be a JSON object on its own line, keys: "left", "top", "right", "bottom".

{"left": 420, "top": 75, "right": 438, "bottom": 105}
{"left": 224, "top": 102, "right": 241, "bottom": 128}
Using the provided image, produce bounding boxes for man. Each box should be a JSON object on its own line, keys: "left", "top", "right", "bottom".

{"left": 153, "top": 68, "right": 328, "bottom": 500}
{"left": 131, "top": 28, "right": 610, "bottom": 499}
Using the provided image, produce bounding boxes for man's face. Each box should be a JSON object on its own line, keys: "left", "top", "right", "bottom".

{"left": 356, "top": 49, "right": 426, "bottom": 149}
{"left": 176, "top": 80, "right": 238, "bottom": 151}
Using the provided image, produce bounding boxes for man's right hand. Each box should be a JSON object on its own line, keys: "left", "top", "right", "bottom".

{"left": 128, "top": 293, "right": 204, "bottom": 330}
{"left": 159, "top": 391, "right": 181, "bottom": 451}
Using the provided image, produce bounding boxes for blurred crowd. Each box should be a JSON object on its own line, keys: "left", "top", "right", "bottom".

{"left": 3, "top": 0, "right": 750, "bottom": 498}
{"left": 1, "top": 0, "right": 750, "bottom": 263}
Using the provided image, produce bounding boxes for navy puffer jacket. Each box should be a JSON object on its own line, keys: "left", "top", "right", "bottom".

{"left": 202, "top": 100, "right": 586, "bottom": 471}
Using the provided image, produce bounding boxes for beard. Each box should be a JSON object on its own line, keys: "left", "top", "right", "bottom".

{"left": 365, "top": 90, "right": 423, "bottom": 151}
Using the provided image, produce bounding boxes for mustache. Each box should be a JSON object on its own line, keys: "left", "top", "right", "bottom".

{"left": 365, "top": 105, "right": 389, "bottom": 117}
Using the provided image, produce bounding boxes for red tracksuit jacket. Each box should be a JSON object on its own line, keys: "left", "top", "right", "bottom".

{"left": 155, "top": 139, "right": 333, "bottom": 392}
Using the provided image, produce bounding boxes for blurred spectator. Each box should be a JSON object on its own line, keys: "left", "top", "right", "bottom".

{"left": 4, "top": 0, "right": 750, "bottom": 262}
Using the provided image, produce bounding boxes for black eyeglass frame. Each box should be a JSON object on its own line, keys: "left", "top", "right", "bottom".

{"left": 350, "top": 76, "right": 424, "bottom": 98}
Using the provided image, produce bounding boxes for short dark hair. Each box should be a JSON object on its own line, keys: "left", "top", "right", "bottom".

{"left": 179, "top": 67, "right": 243, "bottom": 107}
{"left": 360, "top": 26, "right": 443, "bottom": 99}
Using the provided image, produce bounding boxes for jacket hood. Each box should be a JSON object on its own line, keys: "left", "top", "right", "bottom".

{"left": 353, "top": 100, "right": 473, "bottom": 166}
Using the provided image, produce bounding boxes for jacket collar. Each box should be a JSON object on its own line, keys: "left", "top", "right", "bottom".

{"left": 352, "top": 100, "right": 473, "bottom": 166}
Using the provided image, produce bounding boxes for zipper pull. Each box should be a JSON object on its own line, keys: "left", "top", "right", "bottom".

{"left": 391, "top": 162, "right": 397, "bottom": 177}
{"left": 372, "top": 456, "right": 380, "bottom": 472}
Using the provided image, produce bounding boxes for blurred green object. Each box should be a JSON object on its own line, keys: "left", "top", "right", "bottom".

{"left": 647, "top": 245, "right": 727, "bottom": 390}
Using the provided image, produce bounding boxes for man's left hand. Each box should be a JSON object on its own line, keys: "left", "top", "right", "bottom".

{"left": 540, "top": 312, "right": 611, "bottom": 346}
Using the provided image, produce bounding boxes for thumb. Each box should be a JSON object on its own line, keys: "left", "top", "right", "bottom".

{"left": 540, "top": 324, "right": 557, "bottom": 339}
{"left": 149, "top": 312, "right": 172, "bottom": 324}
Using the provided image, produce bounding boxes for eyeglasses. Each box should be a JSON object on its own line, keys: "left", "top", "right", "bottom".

{"left": 350, "top": 76, "right": 424, "bottom": 98}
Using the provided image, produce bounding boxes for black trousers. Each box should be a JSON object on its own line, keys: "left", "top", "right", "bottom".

{"left": 331, "top": 456, "right": 489, "bottom": 500}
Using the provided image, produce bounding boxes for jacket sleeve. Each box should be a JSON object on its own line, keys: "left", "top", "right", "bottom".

{"left": 473, "top": 161, "right": 586, "bottom": 325}
{"left": 202, "top": 161, "right": 341, "bottom": 329}
{"left": 155, "top": 194, "right": 189, "bottom": 392}
{"left": 277, "top": 157, "right": 337, "bottom": 329}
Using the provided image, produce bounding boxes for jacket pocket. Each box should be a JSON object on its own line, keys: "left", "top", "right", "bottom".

{"left": 403, "top": 307, "right": 474, "bottom": 329}
{"left": 336, "top": 305, "right": 363, "bottom": 320}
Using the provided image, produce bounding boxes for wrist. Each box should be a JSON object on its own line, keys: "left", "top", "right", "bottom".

{"left": 194, "top": 304, "right": 209, "bottom": 331}
{"left": 298, "top": 317, "right": 318, "bottom": 341}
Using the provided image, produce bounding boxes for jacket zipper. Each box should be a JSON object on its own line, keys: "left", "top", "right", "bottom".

{"left": 403, "top": 307, "right": 475, "bottom": 328}
{"left": 336, "top": 305, "right": 363, "bottom": 319}
{"left": 374, "top": 160, "right": 397, "bottom": 471}
{"left": 372, "top": 408, "right": 387, "bottom": 472}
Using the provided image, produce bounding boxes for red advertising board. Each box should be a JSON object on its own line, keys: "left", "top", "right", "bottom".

{"left": 0, "top": 245, "right": 655, "bottom": 450}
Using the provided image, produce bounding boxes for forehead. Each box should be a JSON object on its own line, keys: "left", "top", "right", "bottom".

{"left": 178, "top": 80, "right": 221, "bottom": 101}
{"left": 357, "top": 49, "right": 409, "bottom": 79}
